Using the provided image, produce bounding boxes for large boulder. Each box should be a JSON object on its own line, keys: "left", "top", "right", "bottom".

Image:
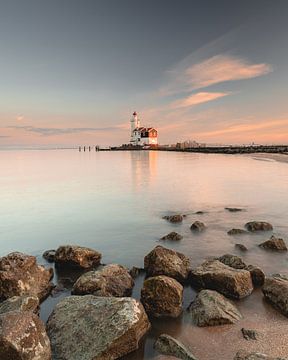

{"left": 259, "top": 236, "right": 287, "bottom": 251}
{"left": 141, "top": 275, "right": 183, "bottom": 318}
{"left": 144, "top": 246, "right": 190, "bottom": 283}
{"left": 0, "top": 295, "right": 39, "bottom": 315}
{"left": 188, "top": 289, "right": 242, "bottom": 326}
{"left": 154, "top": 334, "right": 198, "bottom": 360}
{"left": 72, "top": 264, "right": 134, "bottom": 297}
{"left": 190, "top": 260, "right": 253, "bottom": 299}
{"left": 163, "top": 215, "right": 183, "bottom": 223}
{"left": 54, "top": 245, "right": 102, "bottom": 269}
{"left": 262, "top": 275, "right": 288, "bottom": 317}
{"left": 245, "top": 221, "right": 273, "bottom": 232}
{"left": 46, "top": 295, "right": 150, "bottom": 360}
{"left": 161, "top": 232, "right": 183, "bottom": 241}
{"left": 234, "top": 350, "right": 286, "bottom": 359}
{"left": 0, "top": 310, "right": 51, "bottom": 360}
{"left": 218, "top": 254, "right": 265, "bottom": 287}
{"left": 0, "top": 252, "right": 53, "bottom": 302}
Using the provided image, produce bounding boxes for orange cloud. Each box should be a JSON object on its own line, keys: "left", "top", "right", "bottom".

{"left": 170, "top": 92, "right": 229, "bottom": 109}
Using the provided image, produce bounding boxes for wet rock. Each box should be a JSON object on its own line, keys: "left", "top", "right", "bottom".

{"left": 54, "top": 245, "right": 102, "bottom": 269}
{"left": 188, "top": 289, "right": 242, "bottom": 326}
{"left": 144, "top": 245, "right": 190, "bottom": 283}
{"left": 218, "top": 254, "right": 247, "bottom": 269}
{"left": 241, "top": 328, "right": 259, "bottom": 340}
{"left": 190, "top": 260, "right": 253, "bottom": 299}
{"left": 129, "top": 266, "right": 145, "bottom": 279}
{"left": 245, "top": 221, "right": 273, "bottom": 232}
{"left": 225, "top": 207, "right": 243, "bottom": 212}
{"left": 262, "top": 275, "right": 288, "bottom": 317}
{"left": 0, "top": 252, "right": 53, "bottom": 302}
{"left": 163, "top": 215, "right": 184, "bottom": 223}
{"left": 43, "top": 249, "right": 56, "bottom": 263}
{"left": 190, "top": 221, "right": 206, "bottom": 232}
{"left": 0, "top": 310, "right": 51, "bottom": 360}
{"left": 72, "top": 264, "right": 134, "bottom": 297}
{"left": 228, "top": 229, "right": 249, "bottom": 235}
{"left": 247, "top": 265, "right": 265, "bottom": 287}
{"left": 46, "top": 295, "right": 150, "bottom": 360}
{"left": 235, "top": 244, "right": 248, "bottom": 251}
{"left": 161, "top": 232, "right": 183, "bottom": 241}
{"left": 154, "top": 334, "right": 198, "bottom": 360}
{"left": 259, "top": 236, "right": 287, "bottom": 251}
{"left": 0, "top": 295, "right": 39, "bottom": 315}
{"left": 234, "top": 350, "right": 285, "bottom": 359}
{"left": 141, "top": 275, "right": 183, "bottom": 318}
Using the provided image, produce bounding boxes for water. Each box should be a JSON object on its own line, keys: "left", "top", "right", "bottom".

{"left": 0, "top": 149, "right": 288, "bottom": 359}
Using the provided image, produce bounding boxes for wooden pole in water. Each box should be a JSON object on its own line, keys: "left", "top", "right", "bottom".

{"left": 79, "top": 146, "right": 81, "bottom": 152}
{"left": 84, "top": 146, "right": 86, "bottom": 152}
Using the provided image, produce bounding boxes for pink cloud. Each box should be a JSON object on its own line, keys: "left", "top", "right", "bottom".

{"left": 170, "top": 92, "right": 229, "bottom": 109}
{"left": 159, "top": 54, "right": 272, "bottom": 96}
{"left": 186, "top": 54, "right": 272, "bottom": 89}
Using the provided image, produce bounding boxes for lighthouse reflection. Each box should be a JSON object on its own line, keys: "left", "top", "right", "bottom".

{"left": 130, "top": 150, "right": 158, "bottom": 191}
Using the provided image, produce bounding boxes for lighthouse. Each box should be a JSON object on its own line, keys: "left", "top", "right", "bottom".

{"left": 129, "top": 111, "right": 158, "bottom": 146}
{"left": 130, "top": 111, "right": 140, "bottom": 144}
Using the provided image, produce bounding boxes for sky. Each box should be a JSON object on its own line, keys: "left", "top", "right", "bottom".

{"left": 0, "top": 0, "right": 288, "bottom": 147}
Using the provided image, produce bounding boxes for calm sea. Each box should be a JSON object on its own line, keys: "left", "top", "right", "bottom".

{"left": 0, "top": 149, "right": 288, "bottom": 359}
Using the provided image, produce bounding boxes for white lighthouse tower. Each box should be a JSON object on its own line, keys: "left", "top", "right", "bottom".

{"left": 130, "top": 111, "right": 140, "bottom": 144}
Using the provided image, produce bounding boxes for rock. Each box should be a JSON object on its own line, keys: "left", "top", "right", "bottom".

{"left": 0, "top": 252, "right": 53, "bottom": 302}
{"left": 241, "top": 328, "right": 259, "bottom": 340}
{"left": 247, "top": 265, "right": 265, "bottom": 287}
{"left": 129, "top": 266, "right": 145, "bottom": 279}
{"left": 163, "top": 215, "right": 184, "bottom": 223}
{"left": 228, "top": 229, "right": 249, "bottom": 235}
{"left": 245, "top": 221, "right": 273, "bottom": 232}
{"left": 46, "top": 295, "right": 150, "bottom": 360}
{"left": 72, "top": 264, "right": 134, "bottom": 297}
{"left": 190, "top": 260, "right": 253, "bottom": 299}
{"left": 218, "top": 254, "right": 247, "bottom": 269}
{"left": 234, "top": 350, "right": 286, "bottom": 359}
{"left": 144, "top": 245, "right": 190, "bottom": 283}
{"left": 54, "top": 245, "right": 102, "bottom": 269}
{"left": 225, "top": 207, "right": 243, "bottom": 212}
{"left": 161, "top": 232, "right": 183, "bottom": 241}
{"left": 188, "top": 289, "right": 242, "bottom": 326}
{"left": 235, "top": 244, "right": 248, "bottom": 251}
{"left": 190, "top": 221, "right": 206, "bottom": 232}
{"left": 262, "top": 275, "right": 288, "bottom": 317}
{"left": 259, "top": 236, "right": 287, "bottom": 251}
{"left": 195, "top": 211, "right": 205, "bottom": 215}
{"left": 0, "top": 295, "right": 39, "bottom": 315}
{"left": 141, "top": 275, "right": 183, "bottom": 318}
{"left": 0, "top": 310, "right": 51, "bottom": 360}
{"left": 43, "top": 249, "right": 56, "bottom": 262}
{"left": 154, "top": 334, "right": 198, "bottom": 360}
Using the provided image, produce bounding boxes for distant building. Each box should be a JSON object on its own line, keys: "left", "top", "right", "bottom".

{"left": 130, "top": 112, "right": 158, "bottom": 146}
{"left": 176, "top": 140, "right": 206, "bottom": 149}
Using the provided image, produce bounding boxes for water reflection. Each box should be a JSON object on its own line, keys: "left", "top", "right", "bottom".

{"left": 1, "top": 150, "right": 288, "bottom": 359}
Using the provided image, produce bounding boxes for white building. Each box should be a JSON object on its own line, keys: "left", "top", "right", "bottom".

{"left": 130, "top": 111, "right": 158, "bottom": 146}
